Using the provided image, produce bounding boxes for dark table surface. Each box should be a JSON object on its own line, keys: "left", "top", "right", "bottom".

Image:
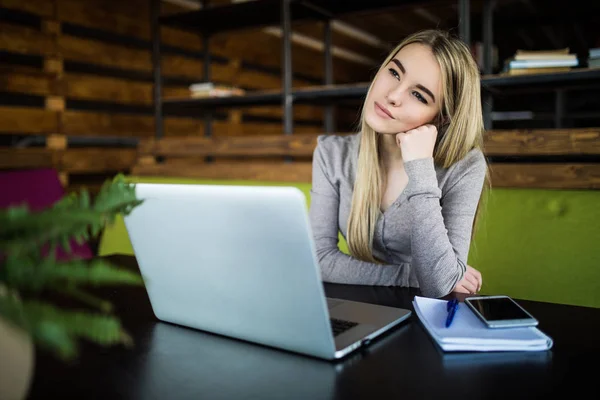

{"left": 28, "top": 255, "right": 600, "bottom": 399}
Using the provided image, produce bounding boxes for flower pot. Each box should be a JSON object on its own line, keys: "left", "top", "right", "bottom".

{"left": 0, "top": 316, "right": 34, "bottom": 400}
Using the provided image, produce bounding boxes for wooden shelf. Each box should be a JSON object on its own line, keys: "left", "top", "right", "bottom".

{"left": 162, "top": 82, "right": 369, "bottom": 112}
{"left": 481, "top": 68, "right": 600, "bottom": 89}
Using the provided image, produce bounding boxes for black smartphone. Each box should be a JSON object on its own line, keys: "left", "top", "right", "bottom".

{"left": 465, "top": 295, "right": 539, "bottom": 328}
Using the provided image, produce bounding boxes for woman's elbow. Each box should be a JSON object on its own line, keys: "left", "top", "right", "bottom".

{"left": 419, "top": 263, "right": 464, "bottom": 298}
{"left": 419, "top": 281, "right": 454, "bottom": 298}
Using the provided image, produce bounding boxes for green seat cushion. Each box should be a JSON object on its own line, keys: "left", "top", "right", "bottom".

{"left": 468, "top": 188, "right": 600, "bottom": 308}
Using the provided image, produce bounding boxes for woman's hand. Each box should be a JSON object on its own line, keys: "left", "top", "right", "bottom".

{"left": 395, "top": 124, "right": 438, "bottom": 162}
{"left": 453, "top": 265, "right": 483, "bottom": 294}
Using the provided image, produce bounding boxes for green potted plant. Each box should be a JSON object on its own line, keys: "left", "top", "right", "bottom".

{"left": 0, "top": 174, "right": 144, "bottom": 400}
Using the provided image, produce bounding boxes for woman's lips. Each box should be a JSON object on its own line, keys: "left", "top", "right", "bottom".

{"left": 374, "top": 101, "right": 394, "bottom": 119}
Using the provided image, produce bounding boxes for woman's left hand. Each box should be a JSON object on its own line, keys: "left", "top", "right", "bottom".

{"left": 395, "top": 124, "right": 438, "bottom": 162}
{"left": 453, "top": 265, "right": 483, "bottom": 294}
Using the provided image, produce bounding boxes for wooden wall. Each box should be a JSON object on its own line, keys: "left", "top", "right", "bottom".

{"left": 2, "top": 0, "right": 598, "bottom": 192}
{"left": 0, "top": 0, "right": 366, "bottom": 191}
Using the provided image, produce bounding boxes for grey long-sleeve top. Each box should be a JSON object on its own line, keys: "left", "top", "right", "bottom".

{"left": 308, "top": 133, "right": 487, "bottom": 298}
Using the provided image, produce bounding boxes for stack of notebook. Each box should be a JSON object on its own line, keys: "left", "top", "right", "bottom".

{"left": 413, "top": 296, "right": 553, "bottom": 352}
{"left": 503, "top": 48, "right": 578, "bottom": 75}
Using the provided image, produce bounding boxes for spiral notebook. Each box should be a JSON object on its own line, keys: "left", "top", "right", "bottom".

{"left": 413, "top": 296, "right": 553, "bottom": 352}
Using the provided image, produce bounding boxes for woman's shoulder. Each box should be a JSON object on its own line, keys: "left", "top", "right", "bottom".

{"left": 460, "top": 147, "right": 486, "bottom": 170}
{"left": 315, "top": 133, "right": 359, "bottom": 154}
{"left": 314, "top": 133, "right": 360, "bottom": 181}
{"left": 314, "top": 133, "right": 360, "bottom": 165}
{"left": 439, "top": 147, "right": 487, "bottom": 187}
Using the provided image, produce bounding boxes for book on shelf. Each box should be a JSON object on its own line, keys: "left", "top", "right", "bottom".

{"left": 514, "top": 47, "right": 576, "bottom": 61}
{"left": 503, "top": 48, "right": 579, "bottom": 75}
{"left": 507, "top": 67, "right": 572, "bottom": 76}
{"left": 589, "top": 47, "right": 600, "bottom": 59}
{"left": 589, "top": 59, "right": 600, "bottom": 69}
{"left": 588, "top": 47, "right": 600, "bottom": 68}
{"left": 508, "top": 59, "right": 579, "bottom": 69}
{"left": 189, "top": 82, "right": 246, "bottom": 98}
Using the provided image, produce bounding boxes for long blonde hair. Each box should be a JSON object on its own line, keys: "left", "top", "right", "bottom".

{"left": 347, "top": 29, "right": 490, "bottom": 263}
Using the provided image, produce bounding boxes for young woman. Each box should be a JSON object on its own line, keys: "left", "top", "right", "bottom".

{"left": 309, "top": 29, "right": 488, "bottom": 298}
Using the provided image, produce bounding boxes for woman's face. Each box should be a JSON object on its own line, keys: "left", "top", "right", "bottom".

{"left": 364, "top": 43, "right": 443, "bottom": 135}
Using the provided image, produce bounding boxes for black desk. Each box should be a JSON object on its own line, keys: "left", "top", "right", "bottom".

{"left": 28, "top": 255, "right": 600, "bottom": 399}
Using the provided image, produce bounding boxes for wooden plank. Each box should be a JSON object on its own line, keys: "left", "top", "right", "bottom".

{"left": 59, "top": 149, "right": 137, "bottom": 173}
{"left": 139, "top": 134, "right": 323, "bottom": 157}
{"left": 64, "top": 73, "right": 153, "bottom": 105}
{"left": 46, "top": 134, "right": 67, "bottom": 150}
{"left": 59, "top": 35, "right": 152, "bottom": 72}
{"left": 44, "top": 57, "right": 64, "bottom": 75}
{"left": 57, "top": 0, "right": 149, "bottom": 40}
{"left": 161, "top": 26, "right": 203, "bottom": 52}
{"left": 0, "top": 23, "right": 55, "bottom": 56}
{"left": 0, "top": 147, "right": 136, "bottom": 173}
{"left": 0, "top": 0, "right": 55, "bottom": 16}
{"left": 490, "top": 164, "right": 600, "bottom": 189}
{"left": 240, "top": 105, "right": 324, "bottom": 121}
{"left": 161, "top": 54, "right": 204, "bottom": 80}
{"left": 0, "top": 69, "right": 54, "bottom": 96}
{"left": 210, "top": 30, "right": 368, "bottom": 83}
{"left": 132, "top": 161, "right": 313, "bottom": 182}
{"left": 133, "top": 161, "right": 600, "bottom": 188}
{"left": 45, "top": 96, "right": 65, "bottom": 111}
{"left": 165, "top": 120, "right": 321, "bottom": 137}
{"left": 61, "top": 111, "right": 155, "bottom": 137}
{"left": 60, "top": 111, "right": 313, "bottom": 137}
{"left": 161, "top": 55, "right": 312, "bottom": 89}
{"left": 0, "top": 107, "right": 58, "bottom": 134}
{"left": 485, "top": 129, "right": 600, "bottom": 156}
{"left": 0, "top": 148, "right": 54, "bottom": 169}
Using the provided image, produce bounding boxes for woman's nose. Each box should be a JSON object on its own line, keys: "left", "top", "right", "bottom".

{"left": 386, "top": 86, "right": 405, "bottom": 107}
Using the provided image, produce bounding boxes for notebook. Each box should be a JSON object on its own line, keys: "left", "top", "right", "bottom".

{"left": 413, "top": 296, "right": 553, "bottom": 352}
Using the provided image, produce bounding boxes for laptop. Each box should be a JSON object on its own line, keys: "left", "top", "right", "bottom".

{"left": 123, "top": 183, "right": 412, "bottom": 360}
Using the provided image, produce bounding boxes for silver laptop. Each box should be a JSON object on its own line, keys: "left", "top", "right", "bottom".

{"left": 123, "top": 183, "right": 412, "bottom": 360}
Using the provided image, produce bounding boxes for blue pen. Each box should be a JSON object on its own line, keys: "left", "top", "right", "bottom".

{"left": 445, "top": 299, "right": 459, "bottom": 327}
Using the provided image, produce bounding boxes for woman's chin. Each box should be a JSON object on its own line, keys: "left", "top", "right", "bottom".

{"left": 365, "top": 115, "right": 398, "bottom": 135}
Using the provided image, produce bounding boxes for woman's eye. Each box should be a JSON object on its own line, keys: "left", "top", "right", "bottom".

{"left": 388, "top": 68, "right": 400, "bottom": 80}
{"left": 413, "top": 91, "right": 428, "bottom": 104}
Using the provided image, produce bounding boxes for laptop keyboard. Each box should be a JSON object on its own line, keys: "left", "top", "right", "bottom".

{"left": 330, "top": 318, "right": 359, "bottom": 336}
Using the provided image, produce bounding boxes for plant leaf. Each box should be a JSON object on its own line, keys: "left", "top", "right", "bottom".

{"left": 3, "top": 257, "right": 143, "bottom": 293}
{"left": 21, "top": 301, "right": 132, "bottom": 360}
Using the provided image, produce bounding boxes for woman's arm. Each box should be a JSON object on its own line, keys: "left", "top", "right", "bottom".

{"left": 403, "top": 151, "right": 486, "bottom": 298}
{"left": 309, "top": 138, "right": 409, "bottom": 286}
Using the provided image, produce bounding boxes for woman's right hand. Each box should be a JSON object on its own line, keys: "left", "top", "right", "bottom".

{"left": 453, "top": 265, "right": 482, "bottom": 294}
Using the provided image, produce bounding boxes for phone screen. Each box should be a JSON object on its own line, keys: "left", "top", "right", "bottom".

{"left": 468, "top": 297, "right": 532, "bottom": 321}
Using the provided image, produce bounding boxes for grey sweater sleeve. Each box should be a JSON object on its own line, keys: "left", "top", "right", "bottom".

{"left": 403, "top": 153, "right": 486, "bottom": 298}
{"left": 309, "top": 139, "right": 409, "bottom": 285}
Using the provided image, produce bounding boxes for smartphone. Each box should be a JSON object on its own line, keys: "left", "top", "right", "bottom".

{"left": 465, "top": 295, "right": 539, "bottom": 328}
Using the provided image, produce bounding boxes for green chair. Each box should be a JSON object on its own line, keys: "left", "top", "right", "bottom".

{"left": 468, "top": 188, "right": 600, "bottom": 309}
{"left": 99, "top": 177, "right": 600, "bottom": 308}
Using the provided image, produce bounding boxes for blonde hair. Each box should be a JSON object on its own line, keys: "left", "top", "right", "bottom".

{"left": 347, "top": 29, "right": 490, "bottom": 263}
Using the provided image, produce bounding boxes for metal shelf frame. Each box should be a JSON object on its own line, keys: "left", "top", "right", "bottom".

{"left": 150, "top": 0, "right": 599, "bottom": 138}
